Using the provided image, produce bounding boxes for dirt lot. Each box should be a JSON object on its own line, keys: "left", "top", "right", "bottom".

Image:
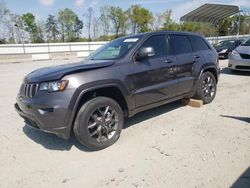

{"left": 0, "top": 59, "right": 249, "bottom": 188}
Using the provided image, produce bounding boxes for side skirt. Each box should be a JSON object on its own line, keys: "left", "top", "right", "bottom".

{"left": 128, "top": 93, "right": 192, "bottom": 117}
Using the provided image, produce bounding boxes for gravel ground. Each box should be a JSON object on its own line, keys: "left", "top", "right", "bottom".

{"left": 0, "top": 59, "right": 249, "bottom": 188}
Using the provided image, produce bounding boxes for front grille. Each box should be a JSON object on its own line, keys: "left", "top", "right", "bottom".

{"left": 235, "top": 66, "right": 250, "bottom": 70}
{"left": 239, "top": 53, "right": 250, "bottom": 59}
{"left": 20, "top": 83, "right": 39, "bottom": 98}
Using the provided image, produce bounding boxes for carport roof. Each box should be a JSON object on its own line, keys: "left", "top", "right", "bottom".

{"left": 180, "top": 3, "right": 240, "bottom": 23}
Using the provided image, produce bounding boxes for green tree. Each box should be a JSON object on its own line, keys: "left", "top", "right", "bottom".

{"left": 128, "top": 5, "right": 153, "bottom": 33}
{"left": 73, "top": 16, "right": 83, "bottom": 40}
{"left": 107, "top": 6, "right": 128, "bottom": 37}
{"left": 36, "top": 21, "right": 45, "bottom": 43}
{"left": 218, "top": 17, "right": 233, "bottom": 36}
{"left": 58, "top": 8, "right": 83, "bottom": 42}
{"left": 46, "top": 15, "right": 59, "bottom": 42}
{"left": 162, "top": 10, "right": 173, "bottom": 29}
{"left": 21, "top": 13, "right": 38, "bottom": 43}
{"left": 138, "top": 8, "right": 153, "bottom": 32}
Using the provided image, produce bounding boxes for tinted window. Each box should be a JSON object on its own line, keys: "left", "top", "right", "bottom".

{"left": 214, "top": 40, "right": 234, "bottom": 49}
{"left": 171, "top": 35, "right": 192, "bottom": 54}
{"left": 189, "top": 36, "right": 210, "bottom": 51}
{"left": 141, "top": 35, "right": 172, "bottom": 58}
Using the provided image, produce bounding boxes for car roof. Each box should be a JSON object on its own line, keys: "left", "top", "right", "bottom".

{"left": 219, "top": 39, "right": 238, "bottom": 43}
{"left": 123, "top": 30, "right": 204, "bottom": 39}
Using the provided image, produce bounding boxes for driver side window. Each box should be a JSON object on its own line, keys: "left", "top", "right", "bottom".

{"left": 141, "top": 35, "right": 172, "bottom": 58}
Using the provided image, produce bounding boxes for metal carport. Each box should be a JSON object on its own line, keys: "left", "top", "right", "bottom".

{"left": 180, "top": 4, "right": 240, "bottom": 24}
{"left": 180, "top": 3, "right": 243, "bottom": 43}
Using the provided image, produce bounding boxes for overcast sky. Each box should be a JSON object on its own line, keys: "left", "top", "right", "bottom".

{"left": 3, "top": 0, "right": 250, "bottom": 22}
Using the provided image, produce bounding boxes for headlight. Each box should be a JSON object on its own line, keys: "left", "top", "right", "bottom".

{"left": 220, "top": 49, "right": 227, "bottom": 53}
{"left": 230, "top": 50, "right": 241, "bottom": 59}
{"left": 39, "top": 80, "right": 68, "bottom": 92}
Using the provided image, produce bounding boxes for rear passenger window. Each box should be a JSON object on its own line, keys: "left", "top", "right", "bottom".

{"left": 189, "top": 36, "right": 210, "bottom": 51}
{"left": 171, "top": 35, "right": 192, "bottom": 54}
{"left": 141, "top": 35, "right": 172, "bottom": 58}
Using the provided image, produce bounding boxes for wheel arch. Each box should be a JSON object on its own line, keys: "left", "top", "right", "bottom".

{"left": 192, "top": 65, "right": 219, "bottom": 96}
{"left": 202, "top": 67, "right": 218, "bottom": 83}
{"left": 69, "top": 84, "right": 130, "bottom": 130}
{"left": 198, "top": 65, "right": 219, "bottom": 83}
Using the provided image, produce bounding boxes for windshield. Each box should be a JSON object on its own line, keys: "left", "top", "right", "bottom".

{"left": 214, "top": 40, "right": 234, "bottom": 48}
{"left": 241, "top": 39, "right": 250, "bottom": 46}
{"left": 88, "top": 37, "right": 141, "bottom": 60}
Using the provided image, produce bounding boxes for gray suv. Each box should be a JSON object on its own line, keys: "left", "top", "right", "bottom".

{"left": 15, "top": 31, "right": 220, "bottom": 150}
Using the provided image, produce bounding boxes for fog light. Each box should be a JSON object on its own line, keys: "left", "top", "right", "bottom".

{"left": 38, "top": 108, "right": 54, "bottom": 115}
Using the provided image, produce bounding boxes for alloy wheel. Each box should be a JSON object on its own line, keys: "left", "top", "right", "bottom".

{"left": 202, "top": 75, "right": 215, "bottom": 99}
{"left": 87, "top": 106, "right": 118, "bottom": 142}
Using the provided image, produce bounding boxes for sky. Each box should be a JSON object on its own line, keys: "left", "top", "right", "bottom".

{"left": 2, "top": 0, "right": 250, "bottom": 22}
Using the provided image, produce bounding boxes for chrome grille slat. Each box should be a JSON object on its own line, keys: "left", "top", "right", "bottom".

{"left": 29, "top": 84, "right": 33, "bottom": 98}
{"left": 22, "top": 84, "right": 25, "bottom": 94}
{"left": 25, "top": 84, "right": 28, "bottom": 97}
{"left": 20, "top": 83, "right": 39, "bottom": 98}
{"left": 35, "top": 84, "right": 39, "bottom": 93}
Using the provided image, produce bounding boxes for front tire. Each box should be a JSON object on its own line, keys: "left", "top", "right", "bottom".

{"left": 74, "top": 97, "right": 124, "bottom": 151}
{"left": 195, "top": 71, "right": 217, "bottom": 104}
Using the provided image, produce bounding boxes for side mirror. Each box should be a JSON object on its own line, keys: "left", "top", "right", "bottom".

{"left": 136, "top": 47, "right": 155, "bottom": 60}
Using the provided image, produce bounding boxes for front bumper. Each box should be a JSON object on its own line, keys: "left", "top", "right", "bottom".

{"left": 228, "top": 57, "right": 250, "bottom": 71}
{"left": 15, "top": 92, "right": 73, "bottom": 139}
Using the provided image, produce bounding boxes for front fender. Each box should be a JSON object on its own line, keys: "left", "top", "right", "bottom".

{"left": 67, "top": 80, "right": 133, "bottom": 129}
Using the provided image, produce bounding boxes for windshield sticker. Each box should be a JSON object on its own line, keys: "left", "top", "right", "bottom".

{"left": 123, "top": 38, "right": 139, "bottom": 43}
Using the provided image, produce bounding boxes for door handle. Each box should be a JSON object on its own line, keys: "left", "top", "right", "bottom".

{"left": 194, "top": 55, "right": 200, "bottom": 59}
{"left": 164, "top": 59, "right": 173, "bottom": 63}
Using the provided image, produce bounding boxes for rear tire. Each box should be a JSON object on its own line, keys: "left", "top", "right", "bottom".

{"left": 73, "top": 97, "right": 124, "bottom": 151}
{"left": 195, "top": 71, "right": 217, "bottom": 104}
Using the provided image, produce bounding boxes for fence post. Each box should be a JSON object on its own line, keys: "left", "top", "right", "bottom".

{"left": 88, "top": 41, "right": 91, "bottom": 55}
{"left": 47, "top": 42, "right": 51, "bottom": 59}
{"left": 23, "top": 43, "right": 26, "bottom": 54}
{"left": 69, "top": 42, "right": 72, "bottom": 52}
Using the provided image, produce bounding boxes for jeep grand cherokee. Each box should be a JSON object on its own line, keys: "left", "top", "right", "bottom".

{"left": 15, "top": 31, "right": 220, "bottom": 150}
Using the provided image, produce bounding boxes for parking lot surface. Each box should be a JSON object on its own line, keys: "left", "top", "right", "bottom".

{"left": 0, "top": 59, "right": 249, "bottom": 188}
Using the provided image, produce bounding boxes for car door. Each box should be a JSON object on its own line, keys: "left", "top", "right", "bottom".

{"left": 127, "top": 34, "right": 178, "bottom": 107}
{"left": 170, "top": 34, "right": 196, "bottom": 95}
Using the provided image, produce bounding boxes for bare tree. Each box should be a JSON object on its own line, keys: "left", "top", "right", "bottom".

{"left": 12, "top": 14, "right": 25, "bottom": 43}
{"left": 92, "top": 17, "right": 99, "bottom": 39}
{"left": 151, "top": 13, "right": 164, "bottom": 31}
{"left": 3, "top": 14, "right": 15, "bottom": 43}
{"left": 100, "top": 6, "right": 110, "bottom": 40}
{"left": 84, "top": 7, "right": 93, "bottom": 41}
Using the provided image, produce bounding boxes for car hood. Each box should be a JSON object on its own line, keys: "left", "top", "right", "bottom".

{"left": 215, "top": 47, "right": 228, "bottom": 52}
{"left": 25, "top": 60, "right": 115, "bottom": 83}
{"left": 235, "top": 45, "right": 250, "bottom": 54}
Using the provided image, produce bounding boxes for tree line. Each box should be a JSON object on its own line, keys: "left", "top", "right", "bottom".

{"left": 0, "top": 1, "right": 250, "bottom": 44}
